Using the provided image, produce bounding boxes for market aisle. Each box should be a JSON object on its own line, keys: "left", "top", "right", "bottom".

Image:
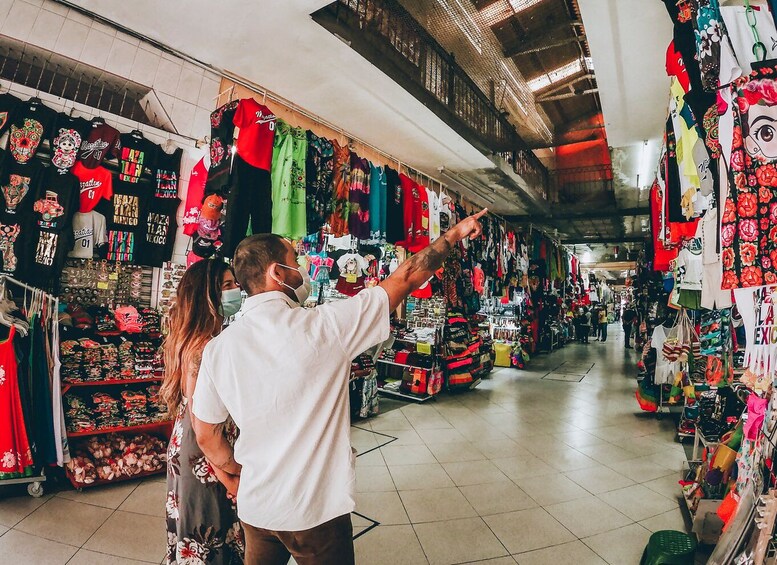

{"left": 352, "top": 325, "right": 688, "bottom": 565}
{"left": 0, "top": 325, "right": 687, "bottom": 564}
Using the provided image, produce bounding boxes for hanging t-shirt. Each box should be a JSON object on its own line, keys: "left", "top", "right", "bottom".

{"left": 206, "top": 100, "right": 239, "bottom": 194}
{"left": 328, "top": 139, "right": 351, "bottom": 237}
{"left": 106, "top": 229, "right": 138, "bottom": 263}
{"left": 183, "top": 156, "right": 207, "bottom": 236}
{"left": 50, "top": 114, "right": 90, "bottom": 172}
{"left": 368, "top": 163, "right": 386, "bottom": 244}
{"left": 677, "top": 237, "right": 703, "bottom": 290}
{"left": 140, "top": 197, "right": 180, "bottom": 267}
{"left": 305, "top": 131, "right": 334, "bottom": 236}
{"left": 106, "top": 180, "right": 151, "bottom": 232}
{"left": 5, "top": 99, "right": 57, "bottom": 164}
{"left": 0, "top": 157, "right": 43, "bottom": 222}
{"left": 733, "top": 285, "right": 777, "bottom": 381}
{"left": 154, "top": 147, "right": 182, "bottom": 199}
{"left": 27, "top": 167, "right": 79, "bottom": 284}
{"left": 72, "top": 161, "right": 112, "bottom": 213}
{"left": 69, "top": 210, "right": 107, "bottom": 259}
{"left": 439, "top": 190, "right": 454, "bottom": 233}
{"left": 384, "top": 166, "right": 403, "bottom": 244}
{"left": 408, "top": 181, "right": 430, "bottom": 253}
{"left": 233, "top": 98, "right": 276, "bottom": 171}
{"left": 398, "top": 173, "right": 417, "bottom": 248}
{"left": 270, "top": 120, "right": 307, "bottom": 239}
{"left": 427, "top": 187, "right": 440, "bottom": 242}
{"left": 78, "top": 120, "right": 121, "bottom": 169}
{"left": 117, "top": 132, "right": 156, "bottom": 183}
{"left": 0, "top": 92, "right": 22, "bottom": 137}
{"left": 348, "top": 153, "right": 370, "bottom": 240}
{"left": 0, "top": 220, "right": 25, "bottom": 278}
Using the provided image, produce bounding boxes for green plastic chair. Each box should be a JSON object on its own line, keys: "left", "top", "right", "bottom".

{"left": 639, "top": 530, "right": 697, "bottom": 565}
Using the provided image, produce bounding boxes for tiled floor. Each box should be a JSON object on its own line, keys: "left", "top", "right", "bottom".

{"left": 0, "top": 326, "right": 689, "bottom": 564}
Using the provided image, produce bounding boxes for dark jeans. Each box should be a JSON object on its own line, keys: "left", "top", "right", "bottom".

{"left": 580, "top": 325, "right": 590, "bottom": 343}
{"left": 222, "top": 153, "right": 273, "bottom": 258}
{"left": 623, "top": 323, "right": 632, "bottom": 348}
{"left": 600, "top": 323, "right": 608, "bottom": 342}
{"left": 242, "top": 514, "right": 354, "bottom": 565}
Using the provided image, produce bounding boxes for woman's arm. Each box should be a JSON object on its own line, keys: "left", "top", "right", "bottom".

{"left": 192, "top": 412, "right": 242, "bottom": 475}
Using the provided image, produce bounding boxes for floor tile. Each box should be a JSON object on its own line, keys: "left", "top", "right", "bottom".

{"left": 355, "top": 491, "right": 410, "bottom": 525}
{"left": 0, "top": 493, "right": 52, "bottom": 528}
{"left": 356, "top": 448, "right": 387, "bottom": 467}
{"left": 483, "top": 507, "right": 576, "bottom": 554}
{"left": 356, "top": 465, "right": 397, "bottom": 492}
{"left": 473, "top": 438, "right": 526, "bottom": 459}
{"left": 57, "top": 481, "right": 138, "bottom": 510}
{"left": 553, "top": 429, "right": 608, "bottom": 449}
{"left": 514, "top": 540, "right": 607, "bottom": 565}
{"left": 639, "top": 507, "right": 689, "bottom": 533}
{"left": 606, "top": 455, "right": 676, "bottom": 482}
{"left": 459, "top": 482, "right": 537, "bottom": 516}
{"left": 461, "top": 558, "right": 516, "bottom": 564}
{"left": 83, "top": 510, "right": 166, "bottom": 562}
{"left": 582, "top": 523, "right": 652, "bottom": 565}
{"left": 381, "top": 444, "right": 437, "bottom": 466}
{"left": 118, "top": 479, "right": 166, "bottom": 517}
{"left": 598, "top": 484, "right": 679, "bottom": 522}
{"left": 0, "top": 528, "right": 77, "bottom": 564}
{"left": 565, "top": 464, "right": 635, "bottom": 494}
{"left": 576, "top": 442, "right": 642, "bottom": 464}
{"left": 389, "top": 464, "right": 455, "bottom": 491}
{"left": 354, "top": 525, "right": 428, "bottom": 564}
{"left": 15, "top": 496, "right": 112, "bottom": 546}
{"left": 417, "top": 428, "right": 467, "bottom": 444}
{"left": 544, "top": 496, "right": 633, "bottom": 538}
{"left": 513, "top": 473, "right": 591, "bottom": 506}
{"left": 491, "top": 455, "right": 556, "bottom": 481}
{"left": 67, "top": 549, "right": 152, "bottom": 564}
{"left": 399, "top": 487, "right": 477, "bottom": 523}
{"left": 414, "top": 517, "right": 509, "bottom": 565}
{"left": 383, "top": 429, "right": 425, "bottom": 446}
{"left": 427, "top": 441, "right": 486, "bottom": 463}
{"left": 536, "top": 447, "right": 600, "bottom": 472}
{"left": 441, "top": 460, "right": 510, "bottom": 486}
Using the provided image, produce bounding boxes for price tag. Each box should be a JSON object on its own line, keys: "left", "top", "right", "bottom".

{"left": 345, "top": 273, "right": 357, "bottom": 283}
{"left": 97, "top": 281, "right": 109, "bottom": 290}
{"left": 109, "top": 273, "right": 119, "bottom": 281}
{"left": 417, "top": 342, "right": 432, "bottom": 354}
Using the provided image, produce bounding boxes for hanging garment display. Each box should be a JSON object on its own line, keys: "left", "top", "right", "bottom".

{"left": 50, "top": 114, "right": 90, "bottom": 172}
{"left": 182, "top": 156, "right": 208, "bottom": 237}
{"left": 72, "top": 161, "right": 113, "bottom": 214}
{"left": 328, "top": 139, "right": 351, "bottom": 237}
{"left": 140, "top": 197, "right": 180, "bottom": 268}
{"left": 368, "top": 163, "right": 386, "bottom": 244}
{"left": 117, "top": 131, "right": 156, "bottom": 183}
{"left": 722, "top": 67, "right": 777, "bottom": 289}
{"left": 305, "top": 131, "right": 334, "bottom": 236}
{"left": 206, "top": 100, "right": 239, "bottom": 194}
{"left": 4, "top": 99, "right": 57, "bottom": 165}
{"left": 270, "top": 120, "right": 307, "bottom": 239}
{"left": 733, "top": 285, "right": 777, "bottom": 382}
{"left": 68, "top": 210, "right": 107, "bottom": 260}
{"left": 77, "top": 118, "right": 121, "bottom": 169}
{"left": 233, "top": 97, "right": 276, "bottom": 171}
{"left": 384, "top": 166, "right": 404, "bottom": 244}
{"left": 0, "top": 157, "right": 43, "bottom": 220}
{"left": 0, "top": 325, "right": 34, "bottom": 478}
{"left": 0, "top": 92, "right": 22, "bottom": 137}
{"left": 347, "top": 153, "right": 370, "bottom": 240}
{"left": 222, "top": 153, "right": 271, "bottom": 257}
{"left": 153, "top": 147, "right": 182, "bottom": 199}
{"left": 693, "top": 0, "right": 724, "bottom": 91}
{"left": 335, "top": 252, "right": 367, "bottom": 296}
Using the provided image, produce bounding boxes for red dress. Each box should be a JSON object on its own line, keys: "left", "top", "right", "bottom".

{"left": 0, "top": 326, "right": 34, "bottom": 478}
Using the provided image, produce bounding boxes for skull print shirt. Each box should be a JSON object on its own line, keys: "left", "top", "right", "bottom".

{"left": 3, "top": 99, "right": 56, "bottom": 165}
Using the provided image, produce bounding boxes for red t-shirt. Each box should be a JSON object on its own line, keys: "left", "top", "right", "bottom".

{"left": 409, "top": 184, "right": 430, "bottom": 253}
{"left": 73, "top": 161, "right": 113, "bottom": 213}
{"left": 78, "top": 121, "right": 121, "bottom": 169}
{"left": 398, "top": 174, "right": 417, "bottom": 248}
{"left": 183, "top": 157, "right": 208, "bottom": 236}
{"left": 233, "top": 98, "right": 276, "bottom": 171}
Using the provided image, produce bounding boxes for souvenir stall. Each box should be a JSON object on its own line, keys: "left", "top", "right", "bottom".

{"left": 638, "top": 1, "right": 777, "bottom": 558}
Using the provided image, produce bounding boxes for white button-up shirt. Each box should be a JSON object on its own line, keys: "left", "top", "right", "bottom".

{"left": 192, "top": 287, "right": 390, "bottom": 531}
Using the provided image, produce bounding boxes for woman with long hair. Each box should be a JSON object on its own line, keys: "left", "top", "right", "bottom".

{"left": 162, "top": 259, "right": 245, "bottom": 564}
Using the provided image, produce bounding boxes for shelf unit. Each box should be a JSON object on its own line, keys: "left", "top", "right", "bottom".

{"left": 67, "top": 420, "right": 172, "bottom": 438}
{"left": 61, "top": 377, "right": 161, "bottom": 395}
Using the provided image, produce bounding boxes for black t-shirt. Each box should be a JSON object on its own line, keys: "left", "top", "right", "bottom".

{"left": 0, "top": 93, "right": 22, "bottom": 137}
{"left": 0, "top": 156, "right": 44, "bottom": 222}
{"left": 206, "top": 99, "right": 239, "bottom": 194}
{"left": 50, "top": 114, "right": 91, "bottom": 172}
{"left": 384, "top": 166, "right": 404, "bottom": 244}
{"left": 140, "top": 197, "right": 180, "bottom": 267}
{"left": 153, "top": 146, "right": 182, "bottom": 198}
{"left": 118, "top": 132, "right": 157, "bottom": 183}
{"left": 4, "top": 99, "right": 57, "bottom": 164}
{"left": 104, "top": 179, "right": 151, "bottom": 232}
{"left": 26, "top": 168, "right": 81, "bottom": 287}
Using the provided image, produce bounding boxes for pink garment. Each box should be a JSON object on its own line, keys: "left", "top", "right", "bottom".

{"left": 744, "top": 395, "right": 768, "bottom": 441}
{"left": 183, "top": 157, "right": 208, "bottom": 236}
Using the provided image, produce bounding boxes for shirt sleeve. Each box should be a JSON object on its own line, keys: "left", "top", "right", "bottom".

{"left": 94, "top": 213, "right": 107, "bottom": 246}
{"left": 233, "top": 100, "right": 246, "bottom": 128}
{"left": 319, "top": 286, "right": 390, "bottom": 360}
{"left": 191, "top": 351, "right": 230, "bottom": 424}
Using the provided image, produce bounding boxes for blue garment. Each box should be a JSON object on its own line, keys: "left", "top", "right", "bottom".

{"left": 368, "top": 163, "right": 386, "bottom": 243}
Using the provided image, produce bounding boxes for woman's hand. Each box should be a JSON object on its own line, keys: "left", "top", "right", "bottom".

{"left": 212, "top": 465, "right": 240, "bottom": 501}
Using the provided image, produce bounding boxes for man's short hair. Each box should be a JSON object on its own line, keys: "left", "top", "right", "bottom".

{"left": 233, "top": 234, "right": 289, "bottom": 295}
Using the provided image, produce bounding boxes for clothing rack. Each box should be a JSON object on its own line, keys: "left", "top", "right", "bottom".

{"left": 0, "top": 275, "right": 58, "bottom": 498}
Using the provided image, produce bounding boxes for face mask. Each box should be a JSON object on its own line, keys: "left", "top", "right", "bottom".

{"left": 219, "top": 288, "right": 243, "bottom": 318}
{"left": 277, "top": 264, "right": 312, "bottom": 304}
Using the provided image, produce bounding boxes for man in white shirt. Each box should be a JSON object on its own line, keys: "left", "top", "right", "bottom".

{"left": 192, "top": 210, "right": 486, "bottom": 564}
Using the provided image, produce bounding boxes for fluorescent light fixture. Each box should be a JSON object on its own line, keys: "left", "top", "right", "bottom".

{"left": 436, "top": 0, "right": 482, "bottom": 53}
{"left": 637, "top": 139, "right": 654, "bottom": 190}
{"left": 582, "top": 252, "right": 593, "bottom": 263}
{"left": 527, "top": 59, "right": 583, "bottom": 91}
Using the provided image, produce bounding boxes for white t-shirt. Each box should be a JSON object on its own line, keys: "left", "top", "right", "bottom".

{"left": 426, "top": 188, "right": 441, "bottom": 242}
{"left": 69, "top": 210, "right": 107, "bottom": 259}
{"left": 677, "top": 240, "right": 703, "bottom": 291}
{"left": 719, "top": 5, "right": 777, "bottom": 85}
{"left": 651, "top": 325, "right": 678, "bottom": 385}
{"left": 192, "top": 287, "right": 390, "bottom": 531}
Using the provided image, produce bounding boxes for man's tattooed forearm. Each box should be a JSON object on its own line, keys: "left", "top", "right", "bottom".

{"left": 403, "top": 236, "right": 453, "bottom": 280}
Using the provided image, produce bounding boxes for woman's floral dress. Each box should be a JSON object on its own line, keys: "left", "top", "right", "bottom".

{"left": 166, "top": 383, "right": 243, "bottom": 564}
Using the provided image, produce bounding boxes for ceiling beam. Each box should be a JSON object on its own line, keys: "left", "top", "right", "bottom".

{"left": 535, "top": 73, "right": 595, "bottom": 99}
{"left": 505, "top": 206, "right": 649, "bottom": 222}
{"left": 510, "top": 35, "right": 585, "bottom": 56}
{"left": 503, "top": 20, "right": 583, "bottom": 57}
{"left": 537, "top": 87, "right": 598, "bottom": 102}
{"left": 563, "top": 236, "right": 646, "bottom": 244}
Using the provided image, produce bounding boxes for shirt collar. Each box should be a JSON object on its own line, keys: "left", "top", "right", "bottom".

{"left": 242, "top": 290, "right": 299, "bottom": 313}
